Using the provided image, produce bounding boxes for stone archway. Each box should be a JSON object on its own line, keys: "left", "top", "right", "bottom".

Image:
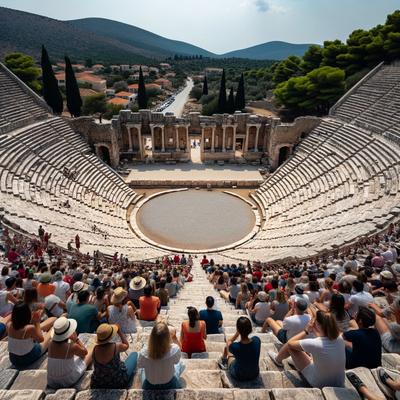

{"left": 96, "top": 144, "right": 112, "bottom": 165}
{"left": 278, "top": 146, "right": 291, "bottom": 166}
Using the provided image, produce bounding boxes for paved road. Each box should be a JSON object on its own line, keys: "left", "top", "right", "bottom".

{"left": 162, "top": 78, "right": 194, "bottom": 117}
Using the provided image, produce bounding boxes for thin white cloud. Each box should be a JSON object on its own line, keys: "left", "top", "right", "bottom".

{"left": 254, "top": 0, "right": 270, "bottom": 12}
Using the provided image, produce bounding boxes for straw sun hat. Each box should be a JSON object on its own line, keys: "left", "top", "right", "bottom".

{"left": 96, "top": 323, "right": 118, "bottom": 344}
{"left": 129, "top": 276, "right": 146, "bottom": 291}
{"left": 111, "top": 287, "right": 127, "bottom": 305}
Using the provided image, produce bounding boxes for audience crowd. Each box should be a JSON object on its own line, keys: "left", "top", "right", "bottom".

{"left": 1, "top": 221, "right": 400, "bottom": 395}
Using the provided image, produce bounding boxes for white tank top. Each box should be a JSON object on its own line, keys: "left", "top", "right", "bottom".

{"left": 8, "top": 328, "right": 34, "bottom": 355}
{"left": 108, "top": 304, "right": 137, "bottom": 334}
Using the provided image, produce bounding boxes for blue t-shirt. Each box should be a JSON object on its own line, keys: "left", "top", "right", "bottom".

{"left": 343, "top": 328, "right": 381, "bottom": 369}
{"left": 199, "top": 309, "right": 223, "bottom": 334}
{"left": 229, "top": 336, "right": 261, "bottom": 381}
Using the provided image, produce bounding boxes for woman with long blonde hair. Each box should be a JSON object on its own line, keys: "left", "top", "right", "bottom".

{"left": 137, "top": 321, "right": 184, "bottom": 390}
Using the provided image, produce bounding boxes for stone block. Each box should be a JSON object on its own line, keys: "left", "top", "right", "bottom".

{"left": 0, "top": 369, "right": 18, "bottom": 389}
{"left": 322, "top": 387, "right": 359, "bottom": 400}
{"left": 10, "top": 370, "right": 47, "bottom": 391}
{"left": 74, "top": 371, "right": 92, "bottom": 391}
{"left": 181, "top": 359, "right": 218, "bottom": 370}
{"left": 45, "top": 389, "right": 76, "bottom": 400}
{"left": 381, "top": 353, "right": 400, "bottom": 369}
{"left": 347, "top": 367, "right": 384, "bottom": 399}
{"left": 270, "top": 388, "right": 324, "bottom": 400}
{"left": 128, "top": 390, "right": 176, "bottom": 400}
{"left": 233, "top": 389, "right": 270, "bottom": 400}
{"left": 75, "top": 389, "right": 127, "bottom": 400}
{"left": 180, "top": 370, "right": 223, "bottom": 389}
{"left": 175, "top": 389, "right": 234, "bottom": 400}
{"left": 0, "top": 390, "right": 44, "bottom": 400}
{"left": 191, "top": 352, "right": 220, "bottom": 359}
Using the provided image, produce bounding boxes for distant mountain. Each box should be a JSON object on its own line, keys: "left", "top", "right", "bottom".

{"left": 69, "top": 18, "right": 215, "bottom": 59}
{"left": 0, "top": 7, "right": 154, "bottom": 64}
{"left": 0, "top": 7, "right": 314, "bottom": 64}
{"left": 221, "top": 41, "right": 315, "bottom": 60}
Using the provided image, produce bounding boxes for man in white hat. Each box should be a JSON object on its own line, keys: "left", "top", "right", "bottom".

{"left": 128, "top": 276, "right": 146, "bottom": 308}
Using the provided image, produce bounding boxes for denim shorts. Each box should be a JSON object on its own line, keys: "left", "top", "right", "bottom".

{"left": 9, "top": 343, "right": 42, "bottom": 369}
{"left": 277, "top": 329, "right": 288, "bottom": 344}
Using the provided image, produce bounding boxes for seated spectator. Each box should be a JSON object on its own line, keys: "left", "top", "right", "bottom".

{"left": 66, "top": 281, "right": 88, "bottom": 311}
{"left": 318, "top": 278, "right": 334, "bottom": 304}
{"left": 37, "top": 273, "right": 55, "bottom": 301}
{"left": 248, "top": 291, "right": 271, "bottom": 326}
{"left": 139, "top": 285, "right": 160, "bottom": 321}
{"left": 315, "top": 293, "right": 351, "bottom": 332}
{"left": 180, "top": 306, "right": 206, "bottom": 357}
{"left": 236, "top": 283, "right": 251, "bottom": 310}
{"left": 68, "top": 290, "right": 102, "bottom": 334}
{"left": 199, "top": 296, "right": 223, "bottom": 334}
{"left": 347, "top": 368, "right": 400, "bottom": 400}
{"left": 271, "top": 310, "right": 345, "bottom": 388}
{"left": 7, "top": 302, "right": 55, "bottom": 369}
{"left": 0, "top": 277, "right": 19, "bottom": 316}
{"left": 375, "top": 313, "right": 400, "bottom": 354}
{"left": 349, "top": 279, "right": 374, "bottom": 317}
{"left": 264, "top": 298, "right": 310, "bottom": 343}
{"left": 306, "top": 280, "right": 321, "bottom": 304}
{"left": 44, "top": 294, "right": 65, "bottom": 318}
{"left": 343, "top": 307, "right": 381, "bottom": 369}
{"left": 128, "top": 276, "right": 146, "bottom": 309}
{"left": 218, "top": 316, "right": 260, "bottom": 381}
{"left": 91, "top": 323, "right": 138, "bottom": 388}
{"left": 155, "top": 279, "right": 169, "bottom": 307}
{"left": 53, "top": 271, "right": 70, "bottom": 302}
{"left": 269, "top": 291, "right": 289, "bottom": 322}
{"left": 47, "top": 316, "right": 93, "bottom": 388}
{"left": 90, "top": 287, "right": 109, "bottom": 316}
{"left": 214, "top": 275, "right": 228, "bottom": 291}
{"left": 290, "top": 284, "right": 310, "bottom": 305}
{"left": 165, "top": 274, "right": 179, "bottom": 298}
{"left": 108, "top": 287, "right": 137, "bottom": 334}
{"left": 138, "top": 321, "right": 184, "bottom": 389}
{"left": 227, "top": 277, "right": 240, "bottom": 304}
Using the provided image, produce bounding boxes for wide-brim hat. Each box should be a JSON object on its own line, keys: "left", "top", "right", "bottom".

{"left": 52, "top": 317, "right": 77, "bottom": 342}
{"left": 111, "top": 287, "right": 127, "bottom": 304}
{"left": 40, "top": 273, "right": 52, "bottom": 283}
{"left": 129, "top": 276, "right": 146, "bottom": 291}
{"left": 72, "top": 281, "right": 88, "bottom": 293}
{"left": 96, "top": 323, "right": 118, "bottom": 344}
{"left": 258, "top": 291, "right": 268, "bottom": 302}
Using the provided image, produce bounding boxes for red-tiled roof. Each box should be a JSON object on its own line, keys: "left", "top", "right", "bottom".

{"left": 115, "top": 91, "right": 133, "bottom": 97}
{"left": 107, "top": 98, "right": 129, "bottom": 105}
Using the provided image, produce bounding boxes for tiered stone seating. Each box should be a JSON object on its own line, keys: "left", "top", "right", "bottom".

{"left": 221, "top": 116, "right": 400, "bottom": 263}
{"left": 333, "top": 62, "right": 400, "bottom": 142}
{"left": 0, "top": 263, "right": 376, "bottom": 400}
{"left": 0, "top": 62, "right": 49, "bottom": 134}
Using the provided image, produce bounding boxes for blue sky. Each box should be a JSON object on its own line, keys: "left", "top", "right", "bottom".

{"left": 0, "top": 0, "right": 398, "bottom": 53}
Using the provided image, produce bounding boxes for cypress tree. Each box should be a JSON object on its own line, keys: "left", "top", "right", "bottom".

{"left": 65, "top": 56, "right": 82, "bottom": 117}
{"left": 235, "top": 73, "right": 246, "bottom": 111}
{"left": 217, "top": 69, "right": 227, "bottom": 113}
{"left": 137, "top": 66, "right": 148, "bottom": 109}
{"left": 202, "top": 74, "right": 208, "bottom": 96}
{"left": 227, "top": 87, "right": 235, "bottom": 114}
{"left": 41, "top": 46, "right": 63, "bottom": 114}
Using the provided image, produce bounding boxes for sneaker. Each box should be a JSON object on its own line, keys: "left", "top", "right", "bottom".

{"left": 346, "top": 372, "right": 365, "bottom": 394}
{"left": 217, "top": 357, "right": 228, "bottom": 370}
{"left": 377, "top": 367, "right": 396, "bottom": 399}
{"left": 268, "top": 351, "right": 283, "bottom": 368}
{"left": 379, "top": 368, "right": 392, "bottom": 386}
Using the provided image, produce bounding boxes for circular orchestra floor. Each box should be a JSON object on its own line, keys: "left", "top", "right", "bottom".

{"left": 135, "top": 190, "right": 257, "bottom": 251}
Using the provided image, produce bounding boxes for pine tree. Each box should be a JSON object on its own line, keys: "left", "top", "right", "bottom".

{"left": 41, "top": 46, "right": 63, "bottom": 114}
{"left": 65, "top": 56, "right": 82, "bottom": 117}
{"left": 235, "top": 73, "right": 246, "bottom": 111}
{"left": 217, "top": 69, "right": 227, "bottom": 113}
{"left": 202, "top": 74, "right": 208, "bottom": 96}
{"left": 137, "top": 66, "right": 148, "bottom": 109}
{"left": 227, "top": 87, "right": 235, "bottom": 114}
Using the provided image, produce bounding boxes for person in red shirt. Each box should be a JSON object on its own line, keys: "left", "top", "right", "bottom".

{"left": 253, "top": 268, "right": 262, "bottom": 282}
{"left": 139, "top": 285, "right": 160, "bottom": 321}
{"left": 7, "top": 248, "right": 19, "bottom": 264}
{"left": 200, "top": 255, "right": 209, "bottom": 269}
{"left": 173, "top": 255, "right": 180, "bottom": 265}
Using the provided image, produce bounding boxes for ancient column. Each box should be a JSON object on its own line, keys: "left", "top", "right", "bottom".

{"left": 222, "top": 125, "right": 226, "bottom": 152}
{"left": 137, "top": 125, "right": 143, "bottom": 158}
{"left": 254, "top": 124, "right": 260, "bottom": 152}
{"left": 211, "top": 126, "right": 215, "bottom": 152}
{"left": 175, "top": 126, "right": 180, "bottom": 151}
{"left": 200, "top": 125, "right": 205, "bottom": 153}
{"left": 186, "top": 125, "right": 190, "bottom": 153}
{"left": 127, "top": 127, "right": 133, "bottom": 152}
{"left": 232, "top": 125, "right": 237, "bottom": 153}
{"left": 244, "top": 125, "right": 249, "bottom": 153}
{"left": 161, "top": 126, "right": 165, "bottom": 152}
{"left": 150, "top": 125, "right": 155, "bottom": 153}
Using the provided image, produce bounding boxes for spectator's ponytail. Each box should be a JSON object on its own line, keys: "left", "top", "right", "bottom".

{"left": 188, "top": 306, "right": 199, "bottom": 328}
{"left": 316, "top": 310, "right": 340, "bottom": 340}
